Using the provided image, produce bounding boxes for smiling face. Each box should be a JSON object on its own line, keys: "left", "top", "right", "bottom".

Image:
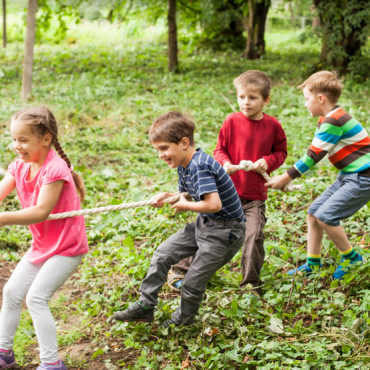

{"left": 10, "top": 119, "right": 52, "bottom": 164}
{"left": 303, "top": 86, "right": 325, "bottom": 117}
{"left": 152, "top": 139, "right": 192, "bottom": 169}
{"left": 236, "top": 86, "right": 270, "bottom": 120}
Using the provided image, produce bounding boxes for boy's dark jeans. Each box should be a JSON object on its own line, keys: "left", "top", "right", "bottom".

{"left": 174, "top": 199, "right": 266, "bottom": 296}
{"left": 139, "top": 214, "right": 246, "bottom": 325}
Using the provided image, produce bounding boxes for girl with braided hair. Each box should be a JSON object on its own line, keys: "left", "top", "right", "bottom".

{"left": 0, "top": 107, "right": 88, "bottom": 370}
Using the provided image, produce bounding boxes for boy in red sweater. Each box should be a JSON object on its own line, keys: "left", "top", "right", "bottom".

{"left": 169, "top": 70, "right": 287, "bottom": 297}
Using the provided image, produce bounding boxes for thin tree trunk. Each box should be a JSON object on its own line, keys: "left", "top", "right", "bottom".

{"left": 21, "top": 0, "right": 38, "bottom": 100}
{"left": 256, "top": 1, "right": 269, "bottom": 56}
{"left": 168, "top": 0, "right": 178, "bottom": 72}
{"left": 2, "top": 0, "right": 5, "bottom": 48}
{"left": 245, "top": 0, "right": 254, "bottom": 59}
{"left": 245, "top": 0, "right": 269, "bottom": 59}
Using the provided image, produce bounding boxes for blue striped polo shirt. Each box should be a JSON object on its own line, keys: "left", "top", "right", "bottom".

{"left": 177, "top": 148, "right": 245, "bottom": 221}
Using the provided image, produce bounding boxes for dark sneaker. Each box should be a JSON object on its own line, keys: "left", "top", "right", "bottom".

{"left": 333, "top": 253, "right": 365, "bottom": 280}
{"left": 161, "top": 317, "right": 195, "bottom": 329}
{"left": 113, "top": 302, "right": 154, "bottom": 323}
{"left": 0, "top": 349, "right": 16, "bottom": 369}
{"left": 287, "top": 262, "right": 322, "bottom": 276}
{"left": 37, "top": 360, "right": 67, "bottom": 370}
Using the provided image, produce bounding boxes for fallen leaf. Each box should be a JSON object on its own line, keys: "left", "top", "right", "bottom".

{"left": 243, "top": 355, "right": 251, "bottom": 363}
{"left": 206, "top": 328, "right": 220, "bottom": 336}
{"left": 181, "top": 355, "right": 190, "bottom": 370}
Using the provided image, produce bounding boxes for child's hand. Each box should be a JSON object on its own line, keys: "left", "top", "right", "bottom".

{"left": 265, "top": 173, "right": 292, "bottom": 190}
{"left": 224, "top": 162, "right": 238, "bottom": 176}
{"left": 253, "top": 158, "right": 268, "bottom": 174}
{"left": 151, "top": 193, "right": 168, "bottom": 208}
{"left": 171, "top": 193, "right": 190, "bottom": 213}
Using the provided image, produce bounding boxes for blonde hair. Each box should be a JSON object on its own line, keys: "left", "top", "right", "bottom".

{"left": 233, "top": 70, "right": 271, "bottom": 99}
{"left": 298, "top": 70, "right": 344, "bottom": 103}
{"left": 12, "top": 106, "right": 86, "bottom": 203}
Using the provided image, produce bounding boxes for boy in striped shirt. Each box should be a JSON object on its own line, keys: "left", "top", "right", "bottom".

{"left": 114, "top": 111, "right": 246, "bottom": 327}
{"left": 266, "top": 71, "right": 369, "bottom": 279}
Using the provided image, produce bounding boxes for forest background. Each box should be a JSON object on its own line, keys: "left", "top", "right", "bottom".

{"left": 1, "top": 0, "right": 370, "bottom": 369}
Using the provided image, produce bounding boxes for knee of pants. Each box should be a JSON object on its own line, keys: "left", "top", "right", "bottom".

{"left": 152, "top": 247, "right": 178, "bottom": 266}
{"left": 26, "top": 290, "right": 48, "bottom": 313}
{"left": 2, "top": 282, "right": 23, "bottom": 309}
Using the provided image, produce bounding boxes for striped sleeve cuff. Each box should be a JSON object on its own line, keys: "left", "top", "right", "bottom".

{"left": 287, "top": 166, "right": 301, "bottom": 179}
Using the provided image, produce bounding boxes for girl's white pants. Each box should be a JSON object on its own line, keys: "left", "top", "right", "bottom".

{"left": 0, "top": 254, "right": 84, "bottom": 363}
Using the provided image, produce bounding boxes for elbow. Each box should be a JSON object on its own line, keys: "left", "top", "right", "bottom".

{"left": 213, "top": 201, "right": 223, "bottom": 213}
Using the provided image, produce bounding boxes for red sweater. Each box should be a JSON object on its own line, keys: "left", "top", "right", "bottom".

{"left": 213, "top": 112, "right": 287, "bottom": 200}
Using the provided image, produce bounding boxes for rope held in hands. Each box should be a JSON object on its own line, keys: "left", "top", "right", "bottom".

{"left": 45, "top": 161, "right": 301, "bottom": 220}
{"left": 0, "top": 162, "right": 300, "bottom": 220}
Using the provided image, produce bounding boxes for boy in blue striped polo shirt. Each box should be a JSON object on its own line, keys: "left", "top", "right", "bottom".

{"left": 114, "top": 111, "right": 246, "bottom": 328}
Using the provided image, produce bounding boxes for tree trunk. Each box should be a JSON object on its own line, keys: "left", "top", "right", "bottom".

{"left": 168, "top": 0, "right": 178, "bottom": 72}
{"left": 21, "top": 0, "right": 38, "bottom": 100}
{"left": 244, "top": 0, "right": 270, "bottom": 60}
{"left": 2, "top": 0, "right": 5, "bottom": 48}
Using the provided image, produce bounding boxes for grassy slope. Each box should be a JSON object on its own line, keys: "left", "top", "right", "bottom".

{"left": 1, "top": 19, "right": 370, "bottom": 369}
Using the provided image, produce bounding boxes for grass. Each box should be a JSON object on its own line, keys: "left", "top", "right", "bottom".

{"left": 1, "top": 17, "right": 370, "bottom": 369}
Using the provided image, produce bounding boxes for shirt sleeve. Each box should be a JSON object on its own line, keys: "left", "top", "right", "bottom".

{"left": 192, "top": 165, "right": 218, "bottom": 198}
{"left": 42, "top": 162, "right": 70, "bottom": 186}
{"left": 178, "top": 177, "right": 186, "bottom": 193}
{"left": 7, "top": 162, "right": 17, "bottom": 177}
{"left": 287, "top": 120, "right": 343, "bottom": 179}
{"left": 213, "top": 118, "right": 232, "bottom": 166}
{"left": 262, "top": 121, "right": 288, "bottom": 173}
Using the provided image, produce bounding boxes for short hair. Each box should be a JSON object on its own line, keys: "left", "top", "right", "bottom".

{"left": 233, "top": 70, "right": 271, "bottom": 99}
{"left": 149, "top": 111, "right": 195, "bottom": 146}
{"left": 297, "top": 70, "right": 343, "bottom": 103}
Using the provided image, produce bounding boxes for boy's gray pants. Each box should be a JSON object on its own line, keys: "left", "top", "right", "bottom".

{"left": 139, "top": 214, "right": 246, "bottom": 324}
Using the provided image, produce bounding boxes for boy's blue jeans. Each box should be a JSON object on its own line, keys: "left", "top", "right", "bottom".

{"left": 139, "top": 214, "right": 246, "bottom": 324}
{"left": 308, "top": 172, "right": 370, "bottom": 226}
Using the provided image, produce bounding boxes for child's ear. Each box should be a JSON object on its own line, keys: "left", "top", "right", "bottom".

{"left": 182, "top": 137, "right": 190, "bottom": 150}
{"left": 43, "top": 133, "right": 52, "bottom": 147}
{"left": 263, "top": 96, "right": 271, "bottom": 106}
{"left": 317, "top": 93, "right": 325, "bottom": 104}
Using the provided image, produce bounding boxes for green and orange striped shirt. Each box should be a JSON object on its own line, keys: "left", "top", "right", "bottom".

{"left": 287, "top": 106, "right": 370, "bottom": 179}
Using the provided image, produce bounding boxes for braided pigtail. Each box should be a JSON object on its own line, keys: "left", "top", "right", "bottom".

{"left": 53, "top": 137, "right": 86, "bottom": 203}
{"left": 13, "top": 106, "right": 86, "bottom": 203}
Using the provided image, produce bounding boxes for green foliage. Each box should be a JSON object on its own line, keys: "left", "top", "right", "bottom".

{"left": 2, "top": 16, "right": 370, "bottom": 368}
{"left": 313, "top": 0, "right": 370, "bottom": 75}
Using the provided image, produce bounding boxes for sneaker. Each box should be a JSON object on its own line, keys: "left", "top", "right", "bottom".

{"left": 332, "top": 253, "right": 364, "bottom": 280}
{"left": 37, "top": 360, "right": 67, "bottom": 369}
{"left": 173, "top": 279, "right": 183, "bottom": 289}
{"left": 287, "top": 263, "right": 322, "bottom": 276}
{"left": 0, "top": 349, "right": 16, "bottom": 369}
{"left": 113, "top": 302, "right": 154, "bottom": 323}
{"left": 161, "top": 317, "right": 195, "bottom": 329}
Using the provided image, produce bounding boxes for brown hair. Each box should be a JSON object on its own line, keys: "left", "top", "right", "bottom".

{"left": 233, "top": 70, "right": 271, "bottom": 99}
{"left": 149, "top": 111, "right": 196, "bottom": 146}
{"left": 297, "top": 70, "right": 343, "bottom": 103}
{"left": 12, "top": 106, "right": 86, "bottom": 203}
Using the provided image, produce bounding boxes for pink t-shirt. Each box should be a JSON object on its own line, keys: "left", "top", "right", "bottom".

{"left": 8, "top": 148, "right": 89, "bottom": 264}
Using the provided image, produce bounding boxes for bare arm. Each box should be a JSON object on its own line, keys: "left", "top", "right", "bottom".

{"left": 0, "top": 173, "right": 16, "bottom": 203}
{"left": 0, "top": 180, "right": 65, "bottom": 226}
{"left": 171, "top": 192, "right": 222, "bottom": 214}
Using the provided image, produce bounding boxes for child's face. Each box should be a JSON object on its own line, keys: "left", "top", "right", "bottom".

{"left": 10, "top": 119, "right": 51, "bottom": 164}
{"left": 303, "top": 86, "right": 323, "bottom": 117}
{"left": 152, "top": 140, "right": 188, "bottom": 169}
{"left": 237, "top": 86, "right": 270, "bottom": 120}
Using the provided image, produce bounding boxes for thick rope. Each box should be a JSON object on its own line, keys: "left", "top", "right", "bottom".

{"left": 47, "top": 193, "right": 182, "bottom": 220}
{"left": 47, "top": 160, "right": 302, "bottom": 220}
{"left": 231, "top": 160, "right": 302, "bottom": 192}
